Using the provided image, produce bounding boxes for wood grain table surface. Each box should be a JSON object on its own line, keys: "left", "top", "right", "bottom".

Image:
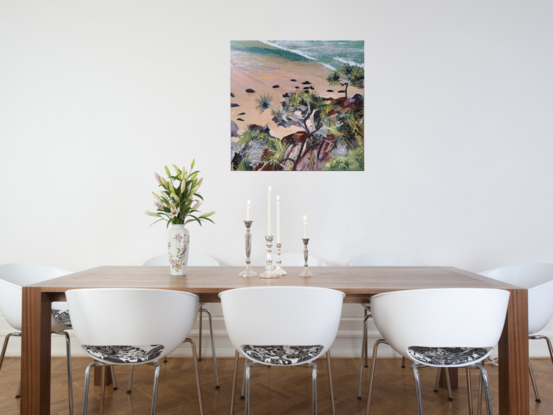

{"left": 21, "top": 266, "right": 529, "bottom": 414}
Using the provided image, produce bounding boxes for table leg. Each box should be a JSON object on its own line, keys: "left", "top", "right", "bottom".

{"left": 21, "top": 288, "right": 52, "bottom": 415}
{"left": 94, "top": 366, "right": 113, "bottom": 386}
{"left": 499, "top": 288, "right": 529, "bottom": 415}
{"left": 439, "top": 367, "right": 458, "bottom": 389}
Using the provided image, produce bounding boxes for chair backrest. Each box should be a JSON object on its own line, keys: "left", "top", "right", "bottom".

{"left": 370, "top": 288, "right": 510, "bottom": 364}
{"left": 480, "top": 263, "right": 553, "bottom": 334}
{"left": 251, "top": 253, "right": 326, "bottom": 267}
{"left": 143, "top": 252, "right": 220, "bottom": 266}
{"left": 220, "top": 286, "right": 344, "bottom": 362}
{"left": 66, "top": 288, "right": 199, "bottom": 362}
{"left": 349, "top": 254, "right": 427, "bottom": 266}
{"left": 0, "top": 263, "right": 71, "bottom": 331}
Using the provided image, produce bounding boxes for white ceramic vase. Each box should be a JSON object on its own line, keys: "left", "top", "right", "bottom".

{"left": 167, "top": 224, "right": 190, "bottom": 276}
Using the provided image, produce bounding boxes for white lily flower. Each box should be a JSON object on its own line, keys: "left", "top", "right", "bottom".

{"left": 192, "top": 201, "right": 202, "bottom": 211}
{"left": 170, "top": 207, "right": 180, "bottom": 217}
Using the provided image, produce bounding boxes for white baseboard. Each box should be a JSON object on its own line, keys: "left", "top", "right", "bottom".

{"left": 1, "top": 314, "right": 552, "bottom": 359}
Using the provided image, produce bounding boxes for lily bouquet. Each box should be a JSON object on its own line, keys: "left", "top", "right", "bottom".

{"left": 145, "top": 160, "right": 215, "bottom": 227}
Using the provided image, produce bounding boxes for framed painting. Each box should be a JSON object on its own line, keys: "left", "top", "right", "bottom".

{"left": 231, "top": 41, "right": 364, "bottom": 171}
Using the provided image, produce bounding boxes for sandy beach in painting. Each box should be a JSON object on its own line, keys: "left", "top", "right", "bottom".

{"left": 230, "top": 41, "right": 364, "bottom": 170}
{"left": 231, "top": 42, "right": 363, "bottom": 139}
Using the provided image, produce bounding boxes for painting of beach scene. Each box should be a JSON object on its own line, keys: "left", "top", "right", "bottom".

{"left": 231, "top": 41, "right": 364, "bottom": 171}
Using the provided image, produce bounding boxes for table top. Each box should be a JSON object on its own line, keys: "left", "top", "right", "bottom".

{"left": 28, "top": 266, "right": 522, "bottom": 303}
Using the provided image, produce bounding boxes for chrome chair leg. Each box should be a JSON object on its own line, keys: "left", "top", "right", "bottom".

{"left": 444, "top": 367, "right": 453, "bottom": 401}
{"left": 111, "top": 366, "right": 118, "bottom": 390}
{"left": 357, "top": 314, "right": 370, "bottom": 399}
{"left": 432, "top": 366, "right": 452, "bottom": 401}
{"left": 477, "top": 363, "right": 492, "bottom": 415}
{"left": 203, "top": 307, "right": 220, "bottom": 388}
{"left": 100, "top": 365, "right": 106, "bottom": 415}
{"left": 127, "top": 365, "right": 134, "bottom": 393}
{"left": 0, "top": 332, "right": 21, "bottom": 398}
{"left": 364, "top": 308, "right": 369, "bottom": 368}
{"left": 198, "top": 305, "right": 204, "bottom": 361}
{"left": 241, "top": 357, "right": 247, "bottom": 399}
{"left": 309, "top": 362, "right": 318, "bottom": 415}
{"left": 529, "top": 360, "right": 541, "bottom": 402}
{"left": 82, "top": 361, "right": 98, "bottom": 415}
{"left": 230, "top": 351, "right": 240, "bottom": 415}
{"left": 365, "top": 339, "right": 387, "bottom": 415}
{"left": 326, "top": 351, "right": 335, "bottom": 415}
{"left": 477, "top": 370, "right": 483, "bottom": 415}
{"left": 466, "top": 367, "right": 473, "bottom": 415}
{"left": 54, "top": 331, "right": 74, "bottom": 415}
{"left": 245, "top": 361, "right": 254, "bottom": 415}
{"left": 0, "top": 332, "right": 19, "bottom": 372}
{"left": 411, "top": 363, "right": 424, "bottom": 415}
{"left": 185, "top": 338, "right": 204, "bottom": 415}
{"left": 433, "top": 367, "right": 441, "bottom": 392}
{"left": 151, "top": 361, "right": 162, "bottom": 415}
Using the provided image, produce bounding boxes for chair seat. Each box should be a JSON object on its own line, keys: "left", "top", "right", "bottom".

{"left": 83, "top": 344, "right": 164, "bottom": 364}
{"left": 243, "top": 345, "right": 323, "bottom": 365}
{"left": 407, "top": 346, "right": 488, "bottom": 366}
{"left": 52, "top": 309, "right": 72, "bottom": 329}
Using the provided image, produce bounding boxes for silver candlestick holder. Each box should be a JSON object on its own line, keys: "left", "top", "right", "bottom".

{"left": 259, "top": 235, "right": 279, "bottom": 278}
{"left": 274, "top": 242, "right": 287, "bottom": 275}
{"left": 299, "top": 238, "right": 313, "bottom": 277}
{"left": 239, "top": 221, "right": 257, "bottom": 277}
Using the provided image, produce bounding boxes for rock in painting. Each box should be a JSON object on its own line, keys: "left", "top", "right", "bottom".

{"left": 231, "top": 103, "right": 240, "bottom": 107}
{"left": 231, "top": 121, "right": 239, "bottom": 137}
{"left": 272, "top": 85, "right": 279, "bottom": 88}
{"left": 246, "top": 89, "right": 255, "bottom": 93}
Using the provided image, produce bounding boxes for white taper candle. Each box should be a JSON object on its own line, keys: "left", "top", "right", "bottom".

{"left": 303, "top": 215, "right": 308, "bottom": 238}
{"left": 277, "top": 195, "right": 281, "bottom": 243}
{"left": 247, "top": 200, "right": 251, "bottom": 221}
{"left": 268, "top": 186, "right": 271, "bottom": 235}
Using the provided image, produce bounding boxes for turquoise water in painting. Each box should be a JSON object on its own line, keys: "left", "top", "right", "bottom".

{"left": 231, "top": 40, "right": 364, "bottom": 71}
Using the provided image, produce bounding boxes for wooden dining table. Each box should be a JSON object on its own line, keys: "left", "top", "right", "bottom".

{"left": 21, "top": 265, "right": 528, "bottom": 415}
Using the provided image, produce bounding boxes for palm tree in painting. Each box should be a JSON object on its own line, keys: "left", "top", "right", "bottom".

{"left": 327, "top": 64, "right": 364, "bottom": 100}
{"left": 256, "top": 90, "right": 339, "bottom": 171}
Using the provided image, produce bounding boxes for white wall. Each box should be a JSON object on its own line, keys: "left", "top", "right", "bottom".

{"left": 1, "top": 0, "right": 553, "bottom": 357}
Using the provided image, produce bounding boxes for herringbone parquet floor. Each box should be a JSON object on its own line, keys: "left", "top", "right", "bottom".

{"left": 1, "top": 357, "right": 552, "bottom": 414}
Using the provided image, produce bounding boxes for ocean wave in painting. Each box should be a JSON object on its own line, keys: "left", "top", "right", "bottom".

{"left": 232, "top": 40, "right": 364, "bottom": 71}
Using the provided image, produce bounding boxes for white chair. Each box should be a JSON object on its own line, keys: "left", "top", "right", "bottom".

{"left": 0, "top": 263, "right": 75, "bottom": 415}
{"left": 220, "top": 286, "right": 344, "bottom": 415}
{"left": 350, "top": 254, "right": 427, "bottom": 399}
{"left": 251, "top": 253, "right": 327, "bottom": 267}
{"left": 480, "top": 263, "right": 553, "bottom": 402}
{"left": 66, "top": 288, "right": 203, "bottom": 415}
{"left": 366, "top": 288, "right": 510, "bottom": 415}
{"left": 142, "top": 252, "right": 220, "bottom": 389}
